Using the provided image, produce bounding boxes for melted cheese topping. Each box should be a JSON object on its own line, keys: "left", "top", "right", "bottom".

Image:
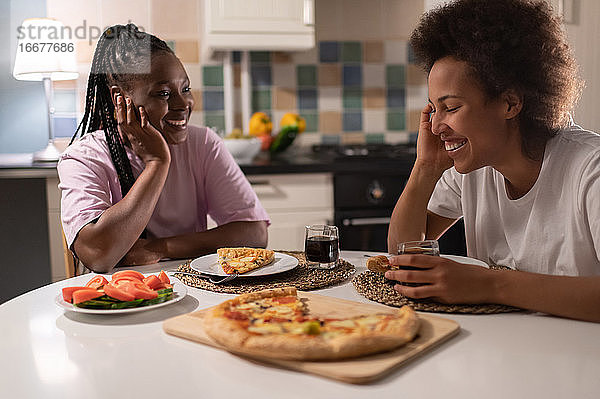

{"left": 229, "top": 295, "right": 405, "bottom": 339}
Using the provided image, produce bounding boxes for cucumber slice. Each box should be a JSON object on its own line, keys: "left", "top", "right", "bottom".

{"left": 74, "top": 299, "right": 115, "bottom": 309}
{"left": 72, "top": 288, "right": 174, "bottom": 310}
{"left": 110, "top": 299, "right": 144, "bottom": 309}
{"left": 95, "top": 295, "right": 121, "bottom": 302}
{"left": 143, "top": 293, "right": 173, "bottom": 306}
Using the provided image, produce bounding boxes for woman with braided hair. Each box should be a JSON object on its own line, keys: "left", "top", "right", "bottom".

{"left": 386, "top": 0, "right": 600, "bottom": 322}
{"left": 58, "top": 24, "right": 269, "bottom": 273}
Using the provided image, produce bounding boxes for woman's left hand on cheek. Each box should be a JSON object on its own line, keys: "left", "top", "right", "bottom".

{"left": 384, "top": 255, "right": 491, "bottom": 304}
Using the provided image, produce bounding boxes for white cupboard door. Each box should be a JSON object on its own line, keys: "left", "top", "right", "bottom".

{"left": 204, "top": 0, "right": 315, "bottom": 51}
{"left": 207, "top": 0, "right": 313, "bottom": 34}
{"left": 248, "top": 173, "right": 333, "bottom": 251}
{"left": 266, "top": 211, "right": 332, "bottom": 251}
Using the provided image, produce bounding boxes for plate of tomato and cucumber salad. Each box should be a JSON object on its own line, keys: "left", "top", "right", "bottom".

{"left": 56, "top": 270, "right": 187, "bottom": 314}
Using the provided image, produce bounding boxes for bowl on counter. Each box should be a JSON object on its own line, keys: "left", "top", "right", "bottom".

{"left": 223, "top": 137, "right": 262, "bottom": 163}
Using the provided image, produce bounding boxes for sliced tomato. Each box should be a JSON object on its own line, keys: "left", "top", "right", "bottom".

{"left": 124, "top": 282, "right": 158, "bottom": 300}
{"left": 111, "top": 275, "right": 143, "bottom": 284}
{"left": 224, "top": 310, "right": 248, "bottom": 320}
{"left": 104, "top": 282, "right": 135, "bottom": 302}
{"left": 153, "top": 282, "right": 173, "bottom": 291}
{"left": 111, "top": 270, "right": 145, "bottom": 281}
{"left": 158, "top": 270, "right": 170, "bottom": 284}
{"left": 85, "top": 275, "right": 109, "bottom": 289}
{"left": 142, "top": 275, "right": 162, "bottom": 290}
{"left": 273, "top": 296, "right": 296, "bottom": 304}
{"left": 72, "top": 288, "right": 104, "bottom": 304}
{"left": 62, "top": 286, "right": 89, "bottom": 303}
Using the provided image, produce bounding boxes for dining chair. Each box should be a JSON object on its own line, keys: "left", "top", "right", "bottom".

{"left": 61, "top": 228, "right": 77, "bottom": 278}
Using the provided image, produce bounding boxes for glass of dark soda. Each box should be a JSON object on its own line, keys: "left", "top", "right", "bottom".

{"left": 396, "top": 240, "right": 440, "bottom": 287}
{"left": 304, "top": 224, "right": 339, "bottom": 269}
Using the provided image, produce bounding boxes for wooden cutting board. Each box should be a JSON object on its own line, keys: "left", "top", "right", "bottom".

{"left": 163, "top": 292, "right": 460, "bottom": 384}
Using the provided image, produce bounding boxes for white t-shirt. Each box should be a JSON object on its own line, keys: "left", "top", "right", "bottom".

{"left": 428, "top": 124, "right": 600, "bottom": 276}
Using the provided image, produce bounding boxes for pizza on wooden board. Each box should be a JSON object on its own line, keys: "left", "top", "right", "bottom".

{"left": 216, "top": 247, "right": 275, "bottom": 274}
{"left": 202, "top": 287, "right": 420, "bottom": 360}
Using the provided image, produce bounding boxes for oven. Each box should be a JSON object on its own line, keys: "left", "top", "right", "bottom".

{"left": 314, "top": 144, "right": 467, "bottom": 255}
{"left": 334, "top": 171, "right": 405, "bottom": 252}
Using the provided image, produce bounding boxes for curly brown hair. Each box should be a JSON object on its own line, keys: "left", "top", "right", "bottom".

{"left": 409, "top": 0, "right": 583, "bottom": 159}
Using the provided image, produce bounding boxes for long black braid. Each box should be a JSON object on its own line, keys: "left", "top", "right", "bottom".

{"left": 71, "top": 24, "right": 174, "bottom": 197}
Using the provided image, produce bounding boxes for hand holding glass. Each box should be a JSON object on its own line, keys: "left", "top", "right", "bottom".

{"left": 396, "top": 239, "right": 439, "bottom": 286}
{"left": 398, "top": 240, "right": 440, "bottom": 256}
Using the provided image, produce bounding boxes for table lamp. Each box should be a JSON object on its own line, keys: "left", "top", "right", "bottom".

{"left": 13, "top": 18, "right": 79, "bottom": 162}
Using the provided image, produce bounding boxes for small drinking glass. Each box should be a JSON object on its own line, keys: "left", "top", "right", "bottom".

{"left": 304, "top": 224, "right": 340, "bottom": 269}
{"left": 397, "top": 239, "right": 439, "bottom": 287}
{"left": 398, "top": 239, "right": 440, "bottom": 256}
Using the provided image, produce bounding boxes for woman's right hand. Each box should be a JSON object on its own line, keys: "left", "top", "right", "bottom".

{"left": 414, "top": 104, "right": 453, "bottom": 176}
{"left": 114, "top": 94, "right": 171, "bottom": 165}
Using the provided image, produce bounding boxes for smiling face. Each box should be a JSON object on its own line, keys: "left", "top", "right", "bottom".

{"left": 123, "top": 52, "right": 194, "bottom": 145}
{"left": 427, "top": 56, "right": 522, "bottom": 174}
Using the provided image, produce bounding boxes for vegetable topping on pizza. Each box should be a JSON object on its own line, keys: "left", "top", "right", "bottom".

{"left": 216, "top": 247, "right": 275, "bottom": 274}
{"left": 203, "top": 287, "right": 420, "bottom": 360}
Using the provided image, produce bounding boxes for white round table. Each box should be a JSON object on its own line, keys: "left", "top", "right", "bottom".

{"left": 1, "top": 251, "right": 599, "bottom": 399}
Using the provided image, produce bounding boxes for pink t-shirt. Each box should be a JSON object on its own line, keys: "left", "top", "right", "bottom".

{"left": 58, "top": 126, "right": 269, "bottom": 247}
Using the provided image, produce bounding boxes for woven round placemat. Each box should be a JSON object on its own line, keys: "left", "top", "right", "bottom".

{"left": 174, "top": 251, "right": 355, "bottom": 294}
{"left": 353, "top": 266, "right": 522, "bottom": 314}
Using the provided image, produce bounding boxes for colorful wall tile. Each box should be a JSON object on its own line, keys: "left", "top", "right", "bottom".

{"left": 194, "top": 40, "right": 427, "bottom": 144}
{"left": 50, "top": 0, "right": 428, "bottom": 147}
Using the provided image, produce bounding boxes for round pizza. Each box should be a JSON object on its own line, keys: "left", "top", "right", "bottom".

{"left": 203, "top": 287, "right": 420, "bottom": 360}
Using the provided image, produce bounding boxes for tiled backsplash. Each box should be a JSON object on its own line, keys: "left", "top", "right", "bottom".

{"left": 182, "top": 39, "right": 427, "bottom": 145}
{"left": 46, "top": 0, "right": 429, "bottom": 146}
{"left": 55, "top": 39, "right": 427, "bottom": 146}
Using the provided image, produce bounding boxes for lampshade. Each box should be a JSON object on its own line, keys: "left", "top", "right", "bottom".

{"left": 13, "top": 18, "right": 78, "bottom": 81}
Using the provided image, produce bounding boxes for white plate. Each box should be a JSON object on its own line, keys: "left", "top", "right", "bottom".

{"left": 190, "top": 252, "right": 299, "bottom": 277}
{"left": 55, "top": 282, "right": 187, "bottom": 314}
{"left": 441, "top": 254, "right": 489, "bottom": 268}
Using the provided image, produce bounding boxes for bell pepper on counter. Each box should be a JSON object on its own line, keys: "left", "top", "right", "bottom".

{"left": 269, "top": 113, "right": 305, "bottom": 154}
{"left": 249, "top": 112, "right": 272, "bottom": 137}
{"left": 269, "top": 125, "right": 299, "bottom": 153}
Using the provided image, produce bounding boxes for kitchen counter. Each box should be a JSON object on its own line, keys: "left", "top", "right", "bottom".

{"left": 237, "top": 147, "right": 416, "bottom": 175}
{"left": 0, "top": 147, "right": 417, "bottom": 176}
{"left": 0, "top": 153, "right": 58, "bottom": 178}
{"left": 0, "top": 148, "right": 416, "bottom": 300}
{"left": 2, "top": 251, "right": 599, "bottom": 398}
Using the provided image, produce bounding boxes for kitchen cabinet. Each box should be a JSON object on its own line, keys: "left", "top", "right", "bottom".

{"left": 203, "top": 0, "right": 315, "bottom": 52}
{"left": 46, "top": 176, "right": 65, "bottom": 281}
{"left": 43, "top": 170, "right": 330, "bottom": 281}
{"left": 39, "top": 171, "right": 332, "bottom": 283}
{"left": 248, "top": 173, "right": 333, "bottom": 251}
{"left": 0, "top": 169, "right": 56, "bottom": 303}
{"left": 2, "top": 159, "right": 337, "bottom": 290}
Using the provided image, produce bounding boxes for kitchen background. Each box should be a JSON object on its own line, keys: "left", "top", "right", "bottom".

{"left": 1, "top": 0, "right": 599, "bottom": 153}
{"left": 0, "top": 0, "right": 599, "bottom": 302}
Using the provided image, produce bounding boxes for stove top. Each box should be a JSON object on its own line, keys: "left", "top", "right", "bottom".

{"left": 311, "top": 143, "right": 416, "bottom": 160}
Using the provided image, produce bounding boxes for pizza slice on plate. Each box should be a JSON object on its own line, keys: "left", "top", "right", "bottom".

{"left": 216, "top": 247, "right": 275, "bottom": 274}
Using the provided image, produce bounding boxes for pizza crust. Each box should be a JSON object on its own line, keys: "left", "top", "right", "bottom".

{"left": 203, "top": 287, "right": 420, "bottom": 361}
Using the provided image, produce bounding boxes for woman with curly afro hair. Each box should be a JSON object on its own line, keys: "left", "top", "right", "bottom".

{"left": 387, "top": 0, "right": 600, "bottom": 322}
